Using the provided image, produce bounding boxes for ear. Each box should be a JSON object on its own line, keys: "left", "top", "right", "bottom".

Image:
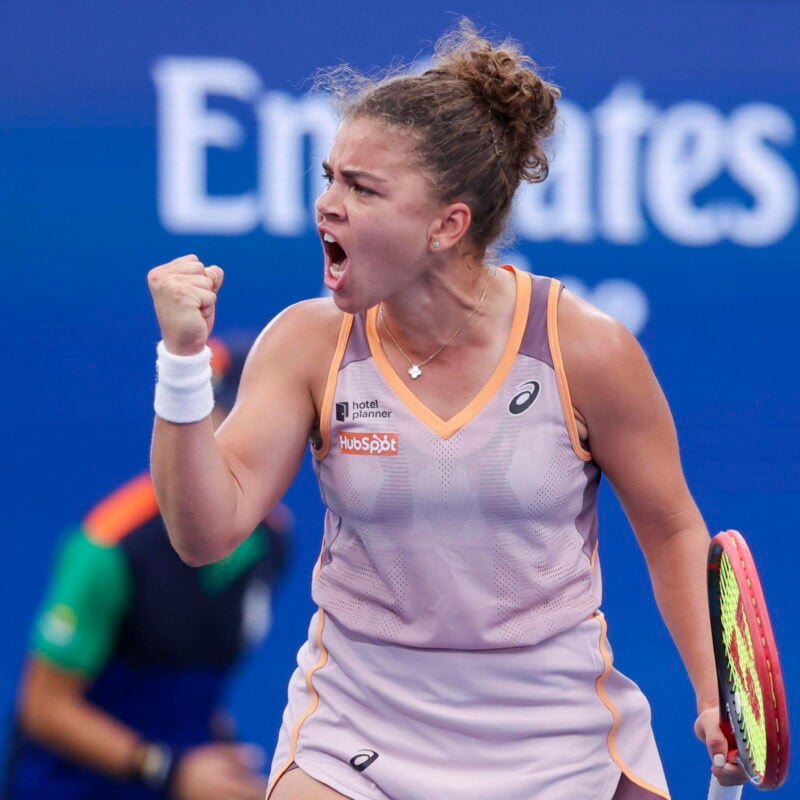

{"left": 428, "top": 202, "right": 472, "bottom": 252}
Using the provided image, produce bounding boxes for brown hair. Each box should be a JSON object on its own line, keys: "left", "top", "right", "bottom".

{"left": 316, "top": 19, "right": 561, "bottom": 255}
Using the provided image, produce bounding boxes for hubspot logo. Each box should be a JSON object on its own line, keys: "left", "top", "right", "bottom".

{"left": 339, "top": 432, "right": 399, "bottom": 455}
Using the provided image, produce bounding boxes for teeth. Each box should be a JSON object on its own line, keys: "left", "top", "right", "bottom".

{"left": 323, "top": 233, "right": 337, "bottom": 243}
{"left": 330, "top": 264, "right": 345, "bottom": 278}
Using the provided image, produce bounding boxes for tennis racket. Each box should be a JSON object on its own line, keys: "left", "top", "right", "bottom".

{"left": 707, "top": 529, "right": 789, "bottom": 799}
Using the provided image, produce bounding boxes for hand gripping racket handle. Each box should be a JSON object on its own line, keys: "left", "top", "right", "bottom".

{"left": 706, "top": 711, "right": 745, "bottom": 797}
{"left": 707, "top": 776, "right": 743, "bottom": 799}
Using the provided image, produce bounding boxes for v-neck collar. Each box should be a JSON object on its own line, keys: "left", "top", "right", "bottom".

{"left": 365, "top": 266, "right": 532, "bottom": 439}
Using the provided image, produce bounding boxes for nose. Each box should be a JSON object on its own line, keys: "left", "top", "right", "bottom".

{"left": 315, "top": 182, "right": 344, "bottom": 222}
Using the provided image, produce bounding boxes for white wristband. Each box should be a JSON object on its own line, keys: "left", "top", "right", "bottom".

{"left": 154, "top": 341, "right": 214, "bottom": 423}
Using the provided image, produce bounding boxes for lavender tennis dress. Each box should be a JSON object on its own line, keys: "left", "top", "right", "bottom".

{"left": 267, "top": 268, "right": 670, "bottom": 800}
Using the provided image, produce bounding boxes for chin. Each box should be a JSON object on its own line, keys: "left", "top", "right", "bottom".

{"left": 330, "top": 290, "right": 363, "bottom": 314}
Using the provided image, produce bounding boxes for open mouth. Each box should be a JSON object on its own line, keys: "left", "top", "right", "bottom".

{"left": 323, "top": 232, "right": 348, "bottom": 278}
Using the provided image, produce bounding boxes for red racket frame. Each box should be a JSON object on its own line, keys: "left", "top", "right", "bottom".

{"left": 707, "top": 529, "right": 789, "bottom": 789}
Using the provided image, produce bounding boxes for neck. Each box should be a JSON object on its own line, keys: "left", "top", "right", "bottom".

{"left": 378, "top": 266, "right": 493, "bottom": 373}
{"left": 381, "top": 263, "right": 493, "bottom": 347}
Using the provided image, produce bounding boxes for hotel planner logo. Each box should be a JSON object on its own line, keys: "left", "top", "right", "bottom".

{"left": 336, "top": 399, "right": 392, "bottom": 421}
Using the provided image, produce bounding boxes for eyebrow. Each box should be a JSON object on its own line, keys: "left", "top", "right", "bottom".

{"left": 322, "top": 160, "right": 387, "bottom": 183}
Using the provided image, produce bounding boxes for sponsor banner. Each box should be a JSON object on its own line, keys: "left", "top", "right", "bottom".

{"left": 153, "top": 59, "right": 798, "bottom": 248}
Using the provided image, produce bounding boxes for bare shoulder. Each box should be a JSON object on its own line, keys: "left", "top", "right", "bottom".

{"left": 556, "top": 288, "right": 664, "bottom": 428}
{"left": 557, "top": 289, "right": 642, "bottom": 375}
{"left": 240, "top": 297, "right": 346, "bottom": 406}
{"left": 249, "top": 297, "right": 343, "bottom": 361}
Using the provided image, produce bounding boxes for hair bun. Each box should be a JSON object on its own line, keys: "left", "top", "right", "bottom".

{"left": 434, "top": 19, "right": 561, "bottom": 182}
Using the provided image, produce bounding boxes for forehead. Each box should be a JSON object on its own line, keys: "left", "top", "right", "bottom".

{"left": 327, "top": 116, "right": 420, "bottom": 176}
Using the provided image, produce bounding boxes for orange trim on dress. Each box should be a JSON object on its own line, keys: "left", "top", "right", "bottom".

{"left": 590, "top": 540, "right": 600, "bottom": 572}
{"left": 314, "top": 313, "right": 354, "bottom": 461}
{"left": 266, "top": 608, "right": 330, "bottom": 799}
{"left": 366, "top": 265, "right": 531, "bottom": 440}
{"left": 594, "top": 615, "right": 671, "bottom": 799}
{"left": 546, "top": 280, "right": 593, "bottom": 462}
{"left": 83, "top": 473, "right": 160, "bottom": 545}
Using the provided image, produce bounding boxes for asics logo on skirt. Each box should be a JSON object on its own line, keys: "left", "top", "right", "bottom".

{"left": 349, "top": 750, "right": 379, "bottom": 772}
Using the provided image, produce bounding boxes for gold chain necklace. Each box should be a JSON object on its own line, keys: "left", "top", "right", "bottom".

{"left": 379, "top": 272, "right": 491, "bottom": 380}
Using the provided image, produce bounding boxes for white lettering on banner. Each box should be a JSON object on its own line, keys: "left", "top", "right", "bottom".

{"left": 152, "top": 58, "right": 263, "bottom": 233}
{"left": 153, "top": 59, "right": 798, "bottom": 246}
{"left": 595, "top": 84, "right": 658, "bottom": 243}
{"left": 726, "top": 104, "right": 798, "bottom": 246}
{"left": 514, "top": 102, "right": 594, "bottom": 242}
{"left": 646, "top": 101, "right": 728, "bottom": 246}
{"left": 257, "top": 93, "right": 338, "bottom": 235}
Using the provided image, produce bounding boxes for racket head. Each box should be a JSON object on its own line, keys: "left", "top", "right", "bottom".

{"left": 707, "top": 529, "right": 790, "bottom": 789}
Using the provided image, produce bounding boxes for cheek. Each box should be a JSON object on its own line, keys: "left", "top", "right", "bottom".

{"left": 383, "top": 209, "right": 431, "bottom": 249}
{"left": 367, "top": 227, "right": 424, "bottom": 264}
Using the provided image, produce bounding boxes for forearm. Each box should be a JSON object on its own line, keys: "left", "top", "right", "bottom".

{"left": 643, "top": 523, "right": 719, "bottom": 713}
{"left": 20, "top": 682, "right": 141, "bottom": 778}
{"left": 148, "top": 286, "right": 324, "bottom": 566}
{"left": 151, "top": 416, "right": 246, "bottom": 565}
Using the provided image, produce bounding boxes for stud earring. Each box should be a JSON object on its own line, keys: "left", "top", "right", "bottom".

{"left": 432, "top": 241, "right": 441, "bottom": 249}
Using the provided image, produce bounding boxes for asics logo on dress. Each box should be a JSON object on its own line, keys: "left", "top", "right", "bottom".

{"left": 336, "top": 398, "right": 392, "bottom": 421}
{"left": 508, "top": 380, "right": 541, "bottom": 415}
{"left": 339, "top": 432, "right": 399, "bottom": 455}
{"left": 349, "top": 749, "right": 379, "bottom": 772}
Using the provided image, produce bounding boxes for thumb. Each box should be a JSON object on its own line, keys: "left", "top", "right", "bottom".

{"left": 706, "top": 728, "right": 732, "bottom": 764}
{"left": 695, "top": 708, "right": 733, "bottom": 763}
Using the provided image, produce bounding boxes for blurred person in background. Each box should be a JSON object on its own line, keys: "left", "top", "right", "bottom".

{"left": 2, "top": 335, "right": 291, "bottom": 800}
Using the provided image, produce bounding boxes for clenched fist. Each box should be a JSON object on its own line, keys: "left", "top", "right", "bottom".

{"left": 148, "top": 255, "right": 224, "bottom": 355}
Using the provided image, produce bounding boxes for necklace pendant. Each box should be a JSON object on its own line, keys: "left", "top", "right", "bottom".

{"left": 408, "top": 364, "right": 422, "bottom": 379}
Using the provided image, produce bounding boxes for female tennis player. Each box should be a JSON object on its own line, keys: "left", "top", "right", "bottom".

{"left": 147, "top": 20, "right": 749, "bottom": 800}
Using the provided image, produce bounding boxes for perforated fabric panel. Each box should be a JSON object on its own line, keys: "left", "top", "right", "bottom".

{"left": 312, "top": 276, "right": 602, "bottom": 649}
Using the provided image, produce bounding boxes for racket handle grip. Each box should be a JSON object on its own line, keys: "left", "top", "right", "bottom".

{"left": 707, "top": 776, "right": 743, "bottom": 800}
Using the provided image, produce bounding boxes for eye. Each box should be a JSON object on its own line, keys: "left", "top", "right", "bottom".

{"left": 353, "top": 183, "right": 375, "bottom": 197}
{"left": 321, "top": 172, "right": 333, "bottom": 187}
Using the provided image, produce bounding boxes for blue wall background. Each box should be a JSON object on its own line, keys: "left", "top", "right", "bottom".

{"left": 2, "top": 1, "right": 798, "bottom": 796}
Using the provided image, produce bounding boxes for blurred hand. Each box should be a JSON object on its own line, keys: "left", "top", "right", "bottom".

{"left": 694, "top": 706, "right": 749, "bottom": 787}
{"left": 170, "top": 742, "right": 267, "bottom": 800}
{"left": 148, "top": 254, "right": 224, "bottom": 355}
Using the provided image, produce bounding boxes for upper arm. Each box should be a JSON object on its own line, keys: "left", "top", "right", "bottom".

{"left": 558, "top": 291, "right": 705, "bottom": 554}
{"left": 30, "top": 530, "right": 132, "bottom": 677}
{"left": 213, "top": 299, "right": 341, "bottom": 530}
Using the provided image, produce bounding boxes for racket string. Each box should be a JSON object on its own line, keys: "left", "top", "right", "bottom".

{"left": 719, "top": 552, "right": 768, "bottom": 775}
